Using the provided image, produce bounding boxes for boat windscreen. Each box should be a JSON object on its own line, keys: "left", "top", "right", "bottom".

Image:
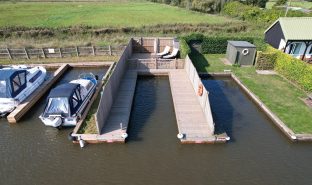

{"left": 45, "top": 97, "right": 69, "bottom": 116}
{"left": 0, "top": 80, "right": 7, "bottom": 98}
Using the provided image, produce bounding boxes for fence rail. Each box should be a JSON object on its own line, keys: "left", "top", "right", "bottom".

{"left": 128, "top": 58, "right": 184, "bottom": 70}
{"left": 0, "top": 45, "right": 125, "bottom": 60}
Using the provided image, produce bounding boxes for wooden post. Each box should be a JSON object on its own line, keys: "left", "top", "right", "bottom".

{"left": 6, "top": 48, "right": 12, "bottom": 59}
{"left": 24, "top": 48, "right": 30, "bottom": 59}
{"left": 41, "top": 48, "right": 46, "bottom": 58}
{"left": 92, "top": 46, "right": 95, "bottom": 56}
{"left": 59, "top": 48, "right": 62, "bottom": 58}
{"left": 76, "top": 46, "right": 79, "bottom": 57}
{"left": 174, "top": 58, "right": 177, "bottom": 69}
{"left": 109, "top": 45, "right": 112, "bottom": 56}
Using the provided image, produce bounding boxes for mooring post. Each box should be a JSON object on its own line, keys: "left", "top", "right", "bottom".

{"left": 120, "top": 122, "right": 123, "bottom": 130}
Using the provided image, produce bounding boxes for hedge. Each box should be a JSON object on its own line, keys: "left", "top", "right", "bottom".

{"left": 180, "top": 33, "right": 262, "bottom": 54}
{"left": 268, "top": 47, "right": 312, "bottom": 92}
{"left": 179, "top": 38, "right": 191, "bottom": 58}
{"left": 255, "top": 51, "right": 277, "bottom": 70}
{"left": 201, "top": 36, "right": 254, "bottom": 54}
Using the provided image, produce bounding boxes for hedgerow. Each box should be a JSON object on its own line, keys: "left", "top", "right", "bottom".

{"left": 271, "top": 48, "right": 312, "bottom": 92}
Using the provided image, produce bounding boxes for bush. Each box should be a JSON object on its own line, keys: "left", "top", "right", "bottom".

{"left": 268, "top": 47, "right": 312, "bottom": 91}
{"left": 255, "top": 51, "right": 277, "bottom": 70}
{"left": 201, "top": 36, "right": 254, "bottom": 54}
{"left": 222, "top": 2, "right": 312, "bottom": 23}
{"left": 179, "top": 38, "right": 191, "bottom": 58}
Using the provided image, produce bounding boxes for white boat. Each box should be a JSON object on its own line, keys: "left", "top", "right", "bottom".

{"left": 0, "top": 65, "right": 47, "bottom": 117}
{"left": 39, "top": 73, "right": 98, "bottom": 128}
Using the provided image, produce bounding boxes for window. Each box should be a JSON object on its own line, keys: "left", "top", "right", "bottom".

{"left": 46, "top": 97, "right": 69, "bottom": 116}
{"left": 19, "top": 72, "right": 26, "bottom": 86}
{"left": 289, "top": 43, "right": 302, "bottom": 55}
{"left": 12, "top": 75, "right": 21, "bottom": 92}
{"left": 0, "top": 80, "right": 7, "bottom": 98}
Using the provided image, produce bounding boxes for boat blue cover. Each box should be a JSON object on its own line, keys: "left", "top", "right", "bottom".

{"left": 46, "top": 83, "right": 82, "bottom": 116}
{"left": 48, "top": 83, "right": 79, "bottom": 98}
{"left": 0, "top": 69, "right": 27, "bottom": 98}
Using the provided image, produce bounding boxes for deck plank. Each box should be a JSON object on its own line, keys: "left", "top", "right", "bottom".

{"left": 98, "top": 70, "right": 137, "bottom": 142}
{"left": 169, "top": 70, "right": 215, "bottom": 143}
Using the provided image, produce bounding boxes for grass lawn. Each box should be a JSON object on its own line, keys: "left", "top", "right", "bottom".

{"left": 0, "top": 1, "right": 234, "bottom": 28}
{"left": 191, "top": 53, "right": 312, "bottom": 134}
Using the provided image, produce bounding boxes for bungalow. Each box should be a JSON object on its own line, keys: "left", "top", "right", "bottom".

{"left": 264, "top": 17, "right": 312, "bottom": 61}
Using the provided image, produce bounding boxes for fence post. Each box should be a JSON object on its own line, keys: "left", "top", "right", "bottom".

{"left": 59, "top": 48, "right": 62, "bottom": 58}
{"left": 6, "top": 48, "right": 12, "bottom": 60}
{"left": 109, "top": 45, "right": 112, "bottom": 56}
{"left": 174, "top": 58, "right": 177, "bottom": 69}
{"left": 92, "top": 46, "right": 95, "bottom": 56}
{"left": 76, "top": 46, "right": 79, "bottom": 57}
{"left": 155, "top": 58, "right": 157, "bottom": 69}
{"left": 41, "top": 48, "right": 46, "bottom": 58}
{"left": 24, "top": 48, "right": 30, "bottom": 59}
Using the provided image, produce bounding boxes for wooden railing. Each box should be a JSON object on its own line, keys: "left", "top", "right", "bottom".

{"left": 128, "top": 58, "right": 184, "bottom": 70}
{"left": 0, "top": 45, "right": 125, "bottom": 60}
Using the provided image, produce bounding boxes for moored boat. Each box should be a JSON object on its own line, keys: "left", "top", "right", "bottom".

{"left": 0, "top": 65, "right": 47, "bottom": 117}
{"left": 39, "top": 73, "right": 98, "bottom": 128}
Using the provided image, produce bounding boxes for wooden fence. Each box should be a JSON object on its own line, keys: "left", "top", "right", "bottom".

{"left": 185, "top": 55, "right": 215, "bottom": 135}
{"left": 0, "top": 45, "right": 124, "bottom": 60}
{"left": 128, "top": 58, "right": 184, "bottom": 70}
{"left": 132, "top": 37, "right": 179, "bottom": 53}
{"left": 94, "top": 39, "right": 133, "bottom": 133}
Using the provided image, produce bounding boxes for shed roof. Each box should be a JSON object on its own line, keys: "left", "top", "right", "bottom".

{"left": 265, "top": 17, "right": 312, "bottom": 41}
{"left": 48, "top": 83, "right": 79, "bottom": 98}
{"left": 228, "top": 41, "right": 256, "bottom": 48}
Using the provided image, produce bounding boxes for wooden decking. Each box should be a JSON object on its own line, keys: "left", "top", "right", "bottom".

{"left": 169, "top": 70, "right": 215, "bottom": 143}
{"left": 7, "top": 64, "right": 69, "bottom": 123}
{"left": 98, "top": 70, "right": 137, "bottom": 142}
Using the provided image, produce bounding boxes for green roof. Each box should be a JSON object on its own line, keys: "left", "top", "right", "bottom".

{"left": 265, "top": 17, "right": 312, "bottom": 41}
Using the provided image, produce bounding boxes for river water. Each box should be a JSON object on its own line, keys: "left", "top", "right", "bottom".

{"left": 0, "top": 75, "right": 311, "bottom": 185}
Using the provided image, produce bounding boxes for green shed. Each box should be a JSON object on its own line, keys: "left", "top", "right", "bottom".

{"left": 226, "top": 41, "right": 256, "bottom": 65}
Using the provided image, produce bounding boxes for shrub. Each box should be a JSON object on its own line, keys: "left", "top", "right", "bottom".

{"left": 222, "top": 2, "right": 311, "bottom": 23}
{"left": 255, "top": 51, "right": 277, "bottom": 70}
{"left": 201, "top": 36, "right": 254, "bottom": 54}
{"left": 268, "top": 47, "right": 312, "bottom": 92}
{"left": 179, "top": 38, "right": 191, "bottom": 58}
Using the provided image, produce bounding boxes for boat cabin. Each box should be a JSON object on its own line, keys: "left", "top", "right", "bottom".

{"left": 43, "top": 83, "right": 83, "bottom": 117}
{"left": 0, "top": 69, "right": 27, "bottom": 98}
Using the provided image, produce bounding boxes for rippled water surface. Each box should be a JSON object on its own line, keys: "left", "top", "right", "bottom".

{"left": 0, "top": 75, "right": 311, "bottom": 185}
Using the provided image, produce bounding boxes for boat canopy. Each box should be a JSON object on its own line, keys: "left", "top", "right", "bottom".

{"left": 44, "top": 83, "right": 83, "bottom": 117}
{"left": 0, "top": 69, "right": 27, "bottom": 98}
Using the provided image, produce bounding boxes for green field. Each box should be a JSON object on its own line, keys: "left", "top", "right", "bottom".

{"left": 0, "top": 2, "right": 234, "bottom": 28}
{"left": 191, "top": 53, "right": 312, "bottom": 134}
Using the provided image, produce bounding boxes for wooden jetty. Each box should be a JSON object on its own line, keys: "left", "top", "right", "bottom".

{"left": 7, "top": 64, "right": 69, "bottom": 123}
{"left": 169, "top": 70, "right": 216, "bottom": 143}
{"left": 98, "top": 71, "right": 137, "bottom": 142}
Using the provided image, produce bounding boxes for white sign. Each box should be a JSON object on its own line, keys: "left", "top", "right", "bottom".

{"left": 48, "top": 49, "right": 55, "bottom": 53}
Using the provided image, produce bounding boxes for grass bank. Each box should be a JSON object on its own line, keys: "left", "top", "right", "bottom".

{"left": 191, "top": 52, "right": 312, "bottom": 134}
